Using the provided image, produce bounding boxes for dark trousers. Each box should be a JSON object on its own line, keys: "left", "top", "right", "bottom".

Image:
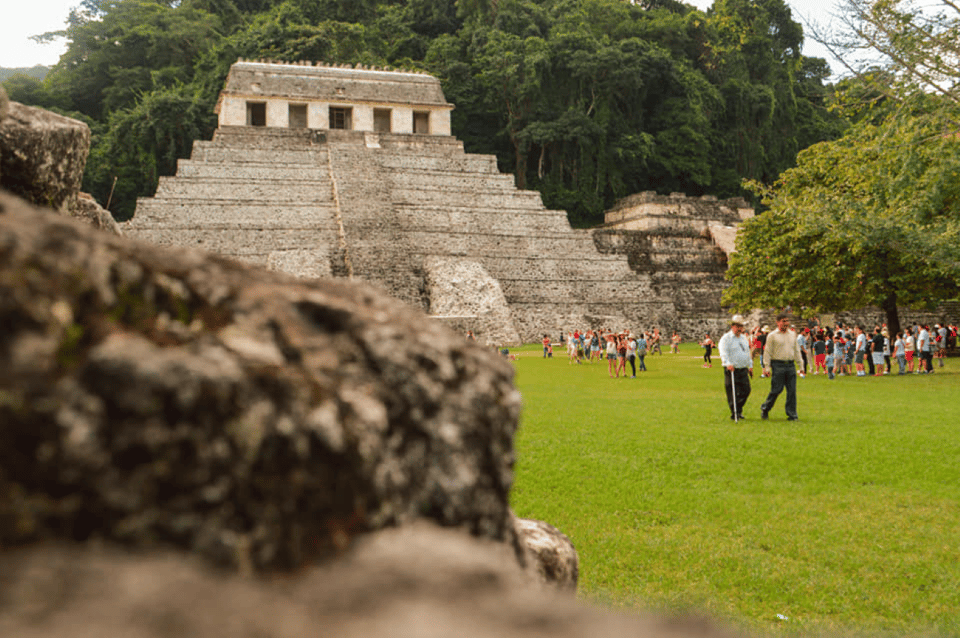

{"left": 724, "top": 367, "right": 751, "bottom": 418}
{"left": 761, "top": 360, "right": 798, "bottom": 419}
{"left": 922, "top": 351, "right": 934, "bottom": 372}
{"left": 628, "top": 354, "right": 636, "bottom": 376}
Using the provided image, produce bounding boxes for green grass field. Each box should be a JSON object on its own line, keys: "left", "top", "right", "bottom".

{"left": 508, "top": 343, "right": 960, "bottom": 637}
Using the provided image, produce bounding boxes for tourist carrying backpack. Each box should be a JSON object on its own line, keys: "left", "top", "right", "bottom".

{"left": 636, "top": 333, "right": 648, "bottom": 372}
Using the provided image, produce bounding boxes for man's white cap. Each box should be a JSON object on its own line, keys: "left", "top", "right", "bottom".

{"left": 730, "top": 314, "right": 746, "bottom": 326}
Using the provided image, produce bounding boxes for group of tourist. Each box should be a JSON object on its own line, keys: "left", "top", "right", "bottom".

{"left": 490, "top": 314, "right": 953, "bottom": 422}
{"left": 545, "top": 328, "right": 668, "bottom": 378}
{"left": 717, "top": 315, "right": 956, "bottom": 422}
{"left": 740, "top": 320, "right": 956, "bottom": 378}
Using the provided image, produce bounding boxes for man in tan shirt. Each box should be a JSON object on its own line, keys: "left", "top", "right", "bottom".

{"left": 760, "top": 313, "right": 804, "bottom": 421}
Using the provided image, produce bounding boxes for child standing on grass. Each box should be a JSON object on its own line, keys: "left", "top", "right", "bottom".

{"left": 701, "top": 334, "right": 714, "bottom": 368}
{"left": 813, "top": 333, "right": 827, "bottom": 374}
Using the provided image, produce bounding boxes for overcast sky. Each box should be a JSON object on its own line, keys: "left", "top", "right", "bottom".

{"left": 2, "top": 0, "right": 842, "bottom": 70}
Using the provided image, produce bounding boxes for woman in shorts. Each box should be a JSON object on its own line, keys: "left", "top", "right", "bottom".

{"left": 903, "top": 328, "right": 915, "bottom": 373}
{"left": 606, "top": 334, "right": 618, "bottom": 377}
{"left": 616, "top": 333, "right": 628, "bottom": 377}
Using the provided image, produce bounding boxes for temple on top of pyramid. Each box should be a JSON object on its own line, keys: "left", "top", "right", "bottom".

{"left": 215, "top": 59, "right": 453, "bottom": 135}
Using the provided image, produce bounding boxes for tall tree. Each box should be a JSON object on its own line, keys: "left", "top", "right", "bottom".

{"left": 723, "top": 100, "right": 960, "bottom": 335}
{"left": 810, "top": 0, "right": 960, "bottom": 111}
{"left": 84, "top": 83, "right": 214, "bottom": 220}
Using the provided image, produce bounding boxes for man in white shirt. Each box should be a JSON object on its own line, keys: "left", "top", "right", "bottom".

{"left": 760, "top": 313, "right": 804, "bottom": 421}
{"left": 918, "top": 325, "right": 933, "bottom": 373}
{"left": 718, "top": 314, "right": 753, "bottom": 421}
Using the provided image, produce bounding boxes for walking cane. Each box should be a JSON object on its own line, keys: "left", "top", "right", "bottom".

{"left": 730, "top": 367, "right": 738, "bottom": 423}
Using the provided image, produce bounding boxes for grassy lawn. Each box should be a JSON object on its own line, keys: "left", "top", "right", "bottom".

{"left": 508, "top": 343, "right": 960, "bottom": 637}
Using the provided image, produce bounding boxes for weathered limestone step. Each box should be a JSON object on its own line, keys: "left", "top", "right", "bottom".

{"left": 134, "top": 200, "right": 339, "bottom": 229}
{"left": 174, "top": 161, "right": 333, "bottom": 181}
{"left": 212, "top": 126, "right": 319, "bottom": 149}
{"left": 383, "top": 170, "right": 518, "bottom": 191}
{"left": 190, "top": 142, "right": 327, "bottom": 166}
{"left": 376, "top": 152, "right": 499, "bottom": 174}
{"left": 126, "top": 227, "right": 339, "bottom": 261}
{"left": 388, "top": 230, "right": 622, "bottom": 252}
{"left": 398, "top": 249, "right": 634, "bottom": 274}
{"left": 375, "top": 134, "right": 464, "bottom": 154}
{"left": 391, "top": 188, "right": 544, "bottom": 208}
{"left": 183, "top": 149, "right": 328, "bottom": 168}
{"left": 393, "top": 207, "right": 575, "bottom": 233}
{"left": 497, "top": 281, "right": 659, "bottom": 303}
{"left": 647, "top": 252, "right": 726, "bottom": 268}
{"left": 154, "top": 178, "right": 334, "bottom": 201}
{"left": 319, "top": 228, "right": 627, "bottom": 261}
{"left": 190, "top": 142, "right": 327, "bottom": 165}
{"left": 396, "top": 205, "right": 572, "bottom": 230}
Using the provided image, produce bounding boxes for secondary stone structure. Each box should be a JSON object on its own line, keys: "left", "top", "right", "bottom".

{"left": 595, "top": 191, "right": 755, "bottom": 336}
{"left": 128, "top": 60, "right": 739, "bottom": 342}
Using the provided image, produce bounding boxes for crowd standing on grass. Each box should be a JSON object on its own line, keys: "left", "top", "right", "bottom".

{"left": 510, "top": 318, "right": 955, "bottom": 405}
{"left": 739, "top": 320, "right": 956, "bottom": 381}
{"left": 530, "top": 327, "right": 670, "bottom": 378}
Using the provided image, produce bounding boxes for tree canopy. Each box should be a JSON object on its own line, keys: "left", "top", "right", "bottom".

{"left": 4, "top": 0, "right": 842, "bottom": 222}
{"left": 810, "top": 0, "right": 960, "bottom": 111}
{"left": 723, "top": 98, "right": 960, "bottom": 334}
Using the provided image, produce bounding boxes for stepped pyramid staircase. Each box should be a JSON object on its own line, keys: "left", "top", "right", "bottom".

{"left": 128, "top": 127, "right": 677, "bottom": 343}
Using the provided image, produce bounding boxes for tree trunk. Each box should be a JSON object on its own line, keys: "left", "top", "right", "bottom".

{"left": 881, "top": 292, "right": 900, "bottom": 338}
{"left": 513, "top": 136, "right": 527, "bottom": 190}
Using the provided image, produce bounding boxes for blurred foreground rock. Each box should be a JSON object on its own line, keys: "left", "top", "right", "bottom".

{"left": 0, "top": 523, "right": 733, "bottom": 638}
{"left": 71, "top": 191, "right": 123, "bottom": 235}
{"left": 0, "top": 101, "right": 90, "bottom": 211}
{"left": 514, "top": 516, "right": 579, "bottom": 591}
{"left": 0, "top": 87, "right": 9, "bottom": 159}
{"left": 0, "top": 191, "right": 522, "bottom": 573}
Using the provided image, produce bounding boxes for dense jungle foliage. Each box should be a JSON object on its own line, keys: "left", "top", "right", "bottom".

{"left": 3, "top": 0, "right": 846, "bottom": 222}
{"left": 0, "top": 66, "right": 50, "bottom": 82}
